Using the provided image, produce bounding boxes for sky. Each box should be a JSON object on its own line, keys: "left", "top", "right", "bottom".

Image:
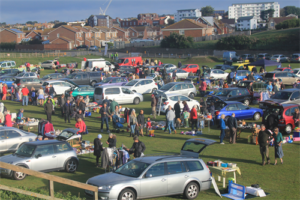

{"left": 0, "top": 0, "right": 299, "bottom": 24}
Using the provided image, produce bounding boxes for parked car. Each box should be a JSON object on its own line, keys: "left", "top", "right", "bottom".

{"left": 235, "top": 70, "right": 263, "bottom": 82}
{"left": 0, "top": 140, "right": 79, "bottom": 180}
{"left": 94, "top": 77, "right": 128, "bottom": 87}
{"left": 263, "top": 71, "right": 299, "bottom": 85}
{"left": 42, "top": 80, "right": 78, "bottom": 96}
{"left": 81, "top": 60, "right": 115, "bottom": 71}
{"left": 61, "top": 72, "right": 102, "bottom": 86}
{"left": 123, "top": 79, "right": 158, "bottom": 94}
{"left": 212, "top": 65, "right": 232, "bottom": 71}
{"left": 0, "top": 69, "right": 20, "bottom": 77}
{"left": 0, "top": 127, "right": 37, "bottom": 153}
{"left": 117, "top": 57, "right": 143, "bottom": 67}
{"left": 75, "top": 45, "right": 88, "bottom": 50}
{"left": 15, "top": 72, "right": 38, "bottom": 79}
{"left": 237, "top": 80, "right": 267, "bottom": 92}
{"left": 159, "top": 63, "right": 177, "bottom": 70}
{"left": 15, "top": 78, "right": 42, "bottom": 89}
{"left": 291, "top": 53, "right": 300, "bottom": 63}
{"left": 156, "top": 82, "right": 197, "bottom": 99}
{"left": 262, "top": 102, "right": 300, "bottom": 133}
{"left": 0, "top": 77, "right": 15, "bottom": 88}
{"left": 259, "top": 89, "right": 300, "bottom": 108}
{"left": 257, "top": 53, "right": 272, "bottom": 60}
{"left": 239, "top": 54, "right": 255, "bottom": 62}
{"left": 273, "top": 67, "right": 293, "bottom": 72}
{"left": 180, "top": 64, "right": 199, "bottom": 73}
{"left": 167, "top": 68, "right": 189, "bottom": 79}
{"left": 0, "top": 61, "right": 16, "bottom": 69}
{"left": 94, "top": 85, "right": 143, "bottom": 105}
{"left": 206, "top": 87, "right": 252, "bottom": 105}
{"left": 85, "top": 138, "right": 214, "bottom": 200}
{"left": 41, "top": 60, "right": 60, "bottom": 69}
{"left": 89, "top": 46, "right": 99, "bottom": 51}
{"left": 157, "top": 93, "right": 200, "bottom": 114}
{"left": 271, "top": 54, "right": 290, "bottom": 63}
{"left": 294, "top": 68, "right": 300, "bottom": 77}
{"left": 65, "top": 85, "right": 95, "bottom": 99}
{"left": 223, "top": 51, "right": 239, "bottom": 62}
{"left": 40, "top": 73, "right": 65, "bottom": 82}
{"left": 118, "top": 65, "right": 136, "bottom": 74}
{"left": 208, "top": 69, "right": 229, "bottom": 80}
{"left": 214, "top": 100, "right": 263, "bottom": 122}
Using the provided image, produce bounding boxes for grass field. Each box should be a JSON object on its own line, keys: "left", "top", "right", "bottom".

{"left": 0, "top": 55, "right": 299, "bottom": 199}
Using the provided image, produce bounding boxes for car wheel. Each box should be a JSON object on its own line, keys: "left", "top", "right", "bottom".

{"left": 189, "top": 93, "right": 195, "bottom": 99}
{"left": 91, "top": 81, "right": 96, "bottom": 86}
{"left": 65, "top": 159, "right": 78, "bottom": 173}
{"left": 184, "top": 182, "right": 199, "bottom": 199}
{"left": 244, "top": 99, "right": 250, "bottom": 106}
{"left": 253, "top": 112, "right": 261, "bottom": 121}
{"left": 118, "top": 188, "right": 136, "bottom": 200}
{"left": 13, "top": 166, "right": 27, "bottom": 180}
{"left": 285, "top": 124, "right": 292, "bottom": 134}
{"left": 133, "top": 97, "right": 140, "bottom": 105}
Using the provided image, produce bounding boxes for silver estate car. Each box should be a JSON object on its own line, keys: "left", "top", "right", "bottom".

{"left": 0, "top": 127, "right": 37, "bottom": 153}
{"left": 156, "top": 82, "right": 197, "bottom": 99}
{"left": 85, "top": 138, "right": 215, "bottom": 200}
{"left": 0, "top": 140, "right": 78, "bottom": 180}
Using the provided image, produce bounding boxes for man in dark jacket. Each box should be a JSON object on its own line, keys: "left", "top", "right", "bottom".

{"left": 60, "top": 94, "right": 66, "bottom": 117}
{"left": 178, "top": 61, "right": 182, "bottom": 68}
{"left": 247, "top": 72, "right": 255, "bottom": 81}
{"left": 174, "top": 101, "right": 181, "bottom": 119}
{"left": 102, "top": 96, "right": 110, "bottom": 108}
{"left": 258, "top": 124, "right": 272, "bottom": 166}
{"left": 75, "top": 110, "right": 84, "bottom": 122}
{"left": 126, "top": 136, "right": 146, "bottom": 158}
{"left": 44, "top": 99, "right": 53, "bottom": 123}
{"left": 137, "top": 110, "right": 145, "bottom": 136}
{"left": 172, "top": 70, "right": 177, "bottom": 81}
{"left": 252, "top": 66, "right": 257, "bottom": 73}
{"left": 100, "top": 102, "right": 111, "bottom": 133}
{"left": 49, "top": 85, "right": 56, "bottom": 98}
{"left": 151, "top": 94, "right": 157, "bottom": 119}
{"left": 227, "top": 113, "right": 238, "bottom": 144}
{"left": 63, "top": 99, "right": 73, "bottom": 123}
{"left": 247, "top": 82, "right": 254, "bottom": 93}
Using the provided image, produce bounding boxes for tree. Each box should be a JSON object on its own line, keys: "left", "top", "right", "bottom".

{"left": 26, "top": 21, "right": 33, "bottom": 25}
{"left": 280, "top": 8, "right": 285, "bottom": 17}
{"left": 160, "top": 33, "right": 194, "bottom": 49}
{"left": 260, "top": 9, "right": 275, "bottom": 21}
{"left": 216, "top": 35, "right": 254, "bottom": 50}
{"left": 201, "top": 6, "right": 214, "bottom": 16}
{"left": 167, "top": 19, "right": 175, "bottom": 25}
{"left": 283, "top": 6, "right": 300, "bottom": 17}
{"left": 53, "top": 22, "right": 67, "bottom": 28}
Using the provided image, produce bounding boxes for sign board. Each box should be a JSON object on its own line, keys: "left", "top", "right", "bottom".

{"left": 104, "top": 44, "right": 108, "bottom": 56}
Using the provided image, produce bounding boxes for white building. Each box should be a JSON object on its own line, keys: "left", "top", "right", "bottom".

{"left": 236, "top": 16, "right": 258, "bottom": 30}
{"left": 228, "top": 2, "right": 280, "bottom": 21}
{"left": 174, "top": 9, "right": 202, "bottom": 22}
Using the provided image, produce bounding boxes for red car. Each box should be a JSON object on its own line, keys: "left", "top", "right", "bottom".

{"left": 262, "top": 102, "right": 300, "bottom": 134}
{"left": 273, "top": 67, "right": 293, "bottom": 73}
{"left": 180, "top": 64, "right": 199, "bottom": 73}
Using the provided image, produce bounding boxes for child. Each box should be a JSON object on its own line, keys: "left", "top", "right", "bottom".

{"left": 183, "top": 111, "right": 190, "bottom": 128}
{"left": 146, "top": 117, "right": 151, "bottom": 135}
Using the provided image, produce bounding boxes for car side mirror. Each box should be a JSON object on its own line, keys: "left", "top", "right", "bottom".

{"left": 35, "top": 154, "right": 42, "bottom": 159}
{"left": 146, "top": 173, "right": 152, "bottom": 178}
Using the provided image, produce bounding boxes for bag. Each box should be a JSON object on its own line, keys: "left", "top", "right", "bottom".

{"left": 85, "top": 112, "right": 92, "bottom": 117}
{"left": 116, "top": 122, "right": 123, "bottom": 128}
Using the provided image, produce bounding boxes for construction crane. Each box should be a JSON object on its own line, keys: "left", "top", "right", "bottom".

{"left": 99, "top": 0, "right": 112, "bottom": 15}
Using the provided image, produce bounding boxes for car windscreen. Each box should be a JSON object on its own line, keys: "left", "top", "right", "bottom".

{"left": 66, "top": 80, "right": 79, "bottom": 87}
{"left": 273, "top": 55, "right": 279, "bottom": 58}
{"left": 215, "top": 90, "right": 230, "bottom": 96}
{"left": 181, "top": 65, "right": 188, "bottom": 69}
{"left": 56, "top": 131, "right": 75, "bottom": 140}
{"left": 182, "top": 141, "right": 206, "bottom": 153}
{"left": 292, "top": 55, "right": 300, "bottom": 58}
{"left": 42, "top": 75, "right": 50, "bottom": 79}
{"left": 160, "top": 83, "right": 174, "bottom": 91}
{"left": 16, "top": 73, "right": 24, "bottom": 77}
{"left": 117, "top": 59, "right": 125, "bottom": 64}
{"left": 125, "top": 80, "right": 138, "bottom": 86}
{"left": 114, "top": 160, "right": 150, "bottom": 178}
{"left": 293, "top": 70, "right": 299, "bottom": 74}
{"left": 15, "top": 144, "right": 36, "bottom": 157}
{"left": 66, "top": 74, "right": 76, "bottom": 79}
{"left": 271, "top": 91, "right": 292, "bottom": 100}
{"left": 101, "top": 78, "right": 113, "bottom": 83}
{"left": 264, "top": 73, "right": 274, "bottom": 78}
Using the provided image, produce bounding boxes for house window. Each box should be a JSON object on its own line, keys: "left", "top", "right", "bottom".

{"left": 57, "top": 33, "right": 59, "bottom": 38}
{"left": 130, "top": 22, "right": 132, "bottom": 25}
{"left": 18, "top": 34, "right": 20, "bottom": 38}
{"left": 179, "top": 30, "right": 185, "bottom": 35}
{"left": 133, "top": 22, "right": 136, "bottom": 25}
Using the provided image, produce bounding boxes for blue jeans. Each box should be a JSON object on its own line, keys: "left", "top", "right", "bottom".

{"left": 101, "top": 117, "right": 109, "bottom": 130}
{"left": 131, "top": 125, "right": 136, "bottom": 134}
{"left": 22, "top": 96, "right": 28, "bottom": 106}
{"left": 220, "top": 129, "right": 225, "bottom": 143}
{"left": 167, "top": 120, "right": 176, "bottom": 134}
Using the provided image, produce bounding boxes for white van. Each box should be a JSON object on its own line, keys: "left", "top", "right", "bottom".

{"left": 0, "top": 61, "right": 16, "bottom": 69}
{"left": 94, "top": 85, "right": 143, "bottom": 105}
{"left": 81, "top": 60, "right": 115, "bottom": 71}
{"left": 223, "top": 51, "right": 238, "bottom": 61}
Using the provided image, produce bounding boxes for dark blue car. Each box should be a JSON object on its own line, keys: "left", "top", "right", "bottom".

{"left": 215, "top": 100, "right": 263, "bottom": 122}
{"left": 0, "top": 77, "right": 15, "bottom": 88}
{"left": 235, "top": 70, "right": 263, "bottom": 82}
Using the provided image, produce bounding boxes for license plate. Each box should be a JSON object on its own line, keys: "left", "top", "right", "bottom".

{"left": 85, "top": 190, "right": 94, "bottom": 195}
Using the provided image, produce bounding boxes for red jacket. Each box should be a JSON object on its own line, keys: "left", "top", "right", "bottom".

{"left": 2, "top": 87, "right": 7, "bottom": 95}
{"left": 200, "top": 81, "right": 207, "bottom": 91}
{"left": 190, "top": 108, "right": 198, "bottom": 120}
{"left": 5, "top": 114, "right": 12, "bottom": 127}
{"left": 75, "top": 121, "right": 86, "bottom": 134}
{"left": 44, "top": 123, "right": 54, "bottom": 134}
{"left": 21, "top": 88, "right": 29, "bottom": 96}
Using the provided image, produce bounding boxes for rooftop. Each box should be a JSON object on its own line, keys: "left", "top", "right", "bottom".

{"left": 163, "top": 19, "right": 211, "bottom": 30}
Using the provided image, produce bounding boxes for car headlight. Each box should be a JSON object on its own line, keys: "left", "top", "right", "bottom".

{"left": 98, "top": 185, "right": 113, "bottom": 191}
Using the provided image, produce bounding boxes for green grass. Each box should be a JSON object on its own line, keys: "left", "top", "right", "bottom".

{"left": 0, "top": 56, "right": 299, "bottom": 199}
{"left": 251, "top": 27, "right": 300, "bottom": 39}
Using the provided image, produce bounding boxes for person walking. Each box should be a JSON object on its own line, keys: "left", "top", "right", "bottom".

{"left": 129, "top": 110, "right": 138, "bottom": 137}
{"left": 125, "top": 136, "right": 146, "bottom": 158}
{"left": 273, "top": 127, "right": 284, "bottom": 165}
{"left": 247, "top": 72, "right": 255, "bottom": 81}
{"left": 182, "top": 101, "right": 190, "bottom": 112}
{"left": 21, "top": 86, "right": 30, "bottom": 106}
{"left": 220, "top": 114, "right": 226, "bottom": 144}
{"left": 227, "top": 113, "right": 237, "bottom": 144}
{"left": 44, "top": 99, "right": 53, "bottom": 123}
{"left": 178, "top": 61, "right": 182, "bottom": 68}
{"left": 172, "top": 69, "right": 177, "bottom": 81}
{"left": 60, "top": 94, "right": 66, "bottom": 117}
{"left": 63, "top": 99, "right": 73, "bottom": 123}
{"left": 137, "top": 110, "right": 145, "bottom": 137}
{"left": 258, "top": 124, "right": 272, "bottom": 166}
{"left": 151, "top": 94, "right": 157, "bottom": 119}
{"left": 114, "top": 52, "right": 118, "bottom": 61}
{"left": 106, "top": 133, "right": 117, "bottom": 148}
{"left": 94, "top": 134, "right": 103, "bottom": 167}
{"left": 2, "top": 84, "right": 7, "bottom": 100}
{"left": 79, "top": 98, "right": 86, "bottom": 117}
{"left": 190, "top": 105, "right": 198, "bottom": 132}
{"left": 166, "top": 106, "right": 176, "bottom": 134}
{"left": 100, "top": 102, "right": 111, "bottom": 133}
{"left": 102, "top": 96, "right": 111, "bottom": 108}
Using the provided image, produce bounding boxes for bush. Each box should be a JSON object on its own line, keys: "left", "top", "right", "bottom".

{"left": 161, "top": 33, "right": 194, "bottom": 49}
{"left": 275, "top": 19, "right": 300, "bottom": 30}
{"left": 107, "top": 42, "right": 113, "bottom": 48}
{"left": 0, "top": 42, "right": 16, "bottom": 50}
{"left": 215, "top": 35, "right": 254, "bottom": 50}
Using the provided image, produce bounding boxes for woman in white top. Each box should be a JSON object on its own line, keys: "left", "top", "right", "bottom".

{"left": 37, "top": 87, "right": 45, "bottom": 106}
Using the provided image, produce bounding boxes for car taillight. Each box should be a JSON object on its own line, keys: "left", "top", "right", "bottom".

{"left": 163, "top": 102, "right": 169, "bottom": 105}
{"left": 215, "top": 111, "right": 220, "bottom": 116}
{"left": 279, "top": 119, "right": 285, "bottom": 124}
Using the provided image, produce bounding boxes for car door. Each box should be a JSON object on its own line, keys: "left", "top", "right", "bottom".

{"left": 166, "top": 161, "right": 189, "bottom": 194}
{"left": 181, "top": 84, "right": 189, "bottom": 96}
{"left": 134, "top": 80, "right": 145, "bottom": 94}
{"left": 140, "top": 162, "right": 168, "bottom": 198}
{"left": 5, "top": 130, "right": 22, "bottom": 151}
{"left": 287, "top": 73, "right": 297, "bottom": 85}
{"left": 236, "top": 103, "right": 252, "bottom": 119}
{"left": 0, "top": 131, "right": 7, "bottom": 152}
{"left": 225, "top": 104, "right": 239, "bottom": 118}
{"left": 171, "top": 84, "right": 182, "bottom": 95}
{"left": 121, "top": 87, "right": 132, "bottom": 104}
{"left": 30, "top": 144, "right": 57, "bottom": 171}
{"left": 53, "top": 142, "right": 73, "bottom": 169}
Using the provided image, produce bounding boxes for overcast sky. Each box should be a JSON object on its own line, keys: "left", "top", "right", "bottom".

{"left": 0, "top": 0, "right": 299, "bottom": 24}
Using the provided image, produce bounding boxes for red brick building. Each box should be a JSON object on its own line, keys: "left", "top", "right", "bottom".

{"left": 0, "top": 28, "right": 26, "bottom": 43}
{"left": 25, "top": 30, "right": 42, "bottom": 40}
{"left": 137, "top": 13, "right": 159, "bottom": 25}
{"left": 111, "top": 26, "right": 129, "bottom": 41}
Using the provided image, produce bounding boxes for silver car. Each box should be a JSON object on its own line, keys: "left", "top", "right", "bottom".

{"left": 0, "top": 127, "right": 37, "bottom": 153}
{"left": 259, "top": 89, "right": 300, "bottom": 109}
{"left": 0, "top": 140, "right": 79, "bottom": 180}
{"left": 167, "top": 69, "right": 189, "bottom": 79}
{"left": 156, "top": 82, "right": 197, "bottom": 99}
{"left": 85, "top": 138, "right": 214, "bottom": 200}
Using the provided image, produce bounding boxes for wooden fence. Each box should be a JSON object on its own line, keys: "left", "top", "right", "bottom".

{"left": 0, "top": 162, "right": 98, "bottom": 200}
{"left": 0, "top": 52, "right": 67, "bottom": 59}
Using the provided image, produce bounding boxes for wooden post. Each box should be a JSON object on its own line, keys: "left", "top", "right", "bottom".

{"left": 49, "top": 180, "right": 54, "bottom": 198}
{"left": 94, "top": 191, "right": 98, "bottom": 200}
